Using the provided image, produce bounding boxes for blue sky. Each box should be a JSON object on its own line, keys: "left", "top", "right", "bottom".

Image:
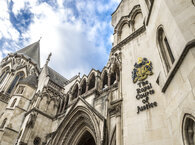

{"left": 0, "top": 0, "right": 120, "bottom": 79}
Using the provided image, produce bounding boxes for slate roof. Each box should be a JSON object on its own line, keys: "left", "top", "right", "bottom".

{"left": 19, "top": 74, "right": 38, "bottom": 88}
{"left": 47, "top": 66, "right": 68, "bottom": 87}
{"left": 17, "top": 41, "right": 40, "bottom": 67}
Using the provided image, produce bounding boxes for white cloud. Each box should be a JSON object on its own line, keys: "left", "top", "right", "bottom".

{"left": 0, "top": 0, "right": 121, "bottom": 79}
{"left": 0, "top": 0, "right": 19, "bottom": 41}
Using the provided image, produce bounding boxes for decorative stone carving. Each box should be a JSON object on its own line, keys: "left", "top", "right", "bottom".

{"left": 107, "top": 51, "right": 122, "bottom": 73}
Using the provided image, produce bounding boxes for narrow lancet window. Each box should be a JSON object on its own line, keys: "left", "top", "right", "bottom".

{"left": 88, "top": 74, "right": 95, "bottom": 90}
{"left": 80, "top": 79, "right": 86, "bottom": 95}
{"left": 102, "top": 71, "right": 108, "bottom": 89}
{"left": 7, "top": 72, "right": 24, "bottom": 94}
{"left": 72, "top": 84, "right": 79, "bottom": 100}
{"left": 11, "top": 98, "right": 17, "bottom": 107}
{"left": 0, "top": 68, "right": 9, "bottom": 84}
{"left": 157, "top": 27, "right": 175, "bottom": 73}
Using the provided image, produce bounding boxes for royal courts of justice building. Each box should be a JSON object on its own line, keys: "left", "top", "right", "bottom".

{"left": 0, "top": 0, "right": 194, "bottom": 145}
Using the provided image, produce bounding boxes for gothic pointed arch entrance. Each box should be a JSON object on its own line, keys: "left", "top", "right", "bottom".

{"left": 48, "top": 102, "right": 106, "bottom": 145}
{"left": 76, "top": 130, "right": 96, "bottom": 145}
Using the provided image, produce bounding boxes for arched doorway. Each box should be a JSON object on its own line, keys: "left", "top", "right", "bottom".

{"left": 77, "top": 131, "right": 96, "bottom": 145}
{"left": 49, "top": 106, "right": 104, "bottom": 145}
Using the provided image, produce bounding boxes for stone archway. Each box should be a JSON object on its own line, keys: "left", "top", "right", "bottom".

{"left": 48, "top": 106, "right": 104, "bottom": 145}
{"left": 76, "top": 131, "right": 96, "bottom": 145}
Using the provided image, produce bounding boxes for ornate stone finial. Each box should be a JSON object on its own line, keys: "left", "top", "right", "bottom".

{"left": 46, "top": 53, "right": 52, "bottom": 66}
{"left": 39, "top": 36, "right": 42, "bottom": 41}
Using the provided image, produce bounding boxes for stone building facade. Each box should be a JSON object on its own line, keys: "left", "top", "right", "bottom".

{"left": 0, "top": 0, "right": 194, "bottom": 145}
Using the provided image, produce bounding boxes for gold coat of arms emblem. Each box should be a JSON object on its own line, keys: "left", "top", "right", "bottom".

{"left": 132, "top": 57, "right": 153, "bottom": 83}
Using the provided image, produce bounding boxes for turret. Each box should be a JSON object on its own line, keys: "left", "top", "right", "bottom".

{"left": 0, "top": 40, "right": 40, "bottom": 145}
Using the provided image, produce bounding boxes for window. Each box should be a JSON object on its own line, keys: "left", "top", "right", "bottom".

{"left": 0, "top": 118, "right": 7, "bottom": 128}
{"left": 157, "top": 27, "right": 175, "bottom": 73}
{"left": 88, "top": 74, "right": 95, "bottom": 90}
{"left": 16, "top": 86, "right": 25, "bottom": 94}
{"left": 72, "top": 84, "right": 79, "bottom": 100}
{"left": 80, "top": 79, "right": 86, "bottom": 95}
{"left": 10, "top": 98, "right": 17, "bottom": 107}
{"left": 0, "top": 68, "right": 9, "bottom": 84}
{"left": 133, "top": 12, "right": 143, "bottom": 31}
{"left": 110, "top": 72, "right": 116, "bottom": 86}
{"left": 102, "top": 71, "right": 108, "bottom": 89}
{"left": 7, "top": 72, "right": 24, "bottom": 94}
{"left": 183, "top": 114, "right": 195, "bottom": 145}
{"left": 120, "top": 23, "right": 131, "bottom": 41}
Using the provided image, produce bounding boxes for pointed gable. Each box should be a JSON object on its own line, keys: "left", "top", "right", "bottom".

{"left": 17, "top": 41, "right": 40, "bottom": 67}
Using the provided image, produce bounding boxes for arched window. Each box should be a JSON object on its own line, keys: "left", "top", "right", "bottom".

{"left": 7, "top": 72, "right": 24, "bottom": 94}
{"left": 80, "top": 79, "right": 86, "bottom": 95}
{"left": 183, "top": 114, "right": 195, "bottom": 145}
{"left": 133, "top": 12, "right": 143, "bottom": 31}
{"left": 0, "top": 118, "right": 7, "bottom": 128}
{"left": 102, "top": 71, "right": 108, "bottom": 89}
{"left": 110, "top": 63, "right": 120, "bottom": 86}
{"left": 72, "top": 84, "right": 79, "bottom": 100}
{"left": 120, "top": 22, "right": 131, "bottom": 41}
{"left": 157, "top": 27, "right": 175, "bottom": 73}
{"left": 110, "top": 72, "right": 116, "bottom": 86}
{"left": 88, "top": 74, "right": 95, "bottom": 91}
{"left": 0, "top": 68, "right": 9, "bottom": 84}
{"left": 11, "top": 98, "right": 17, "bottom": 107}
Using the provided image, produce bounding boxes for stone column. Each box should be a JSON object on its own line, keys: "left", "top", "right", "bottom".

{"left": 77, "top": 88, "right": 80, "bottom": 97}
{"left": 78, "top": 87, "right": 82, "bottom": 96}
{"left": 130, "top": 20, "right": 135, "bottom": 32}
{"left": 116, "top": 72, "right": 119, "bottom": 83}
{"left": 108, "top": 73, "right": 111, "bottom": 87}
{"left": 62, "top": 97, "right": 66, "bottom": 111}
{"left": 116, "top": 106, "right": 122, "bottom": 145}
{"left": 70, "top": 93, "right": 73, "bottom": 102}
{"left": 86, "top": 81, "right": 89, "bottom": 92}
{"left": 95, "top": 75, "right": 99, "bottom": 90}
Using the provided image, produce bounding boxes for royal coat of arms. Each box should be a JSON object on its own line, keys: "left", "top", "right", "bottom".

{"left": 132, "top": 57, "right": 153, "bottom": 83}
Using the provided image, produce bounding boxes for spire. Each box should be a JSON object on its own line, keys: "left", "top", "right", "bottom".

{"left": 16, "top": 40, "right": 40, "bottom": 67}
{"left": 46, "top": 53, "right": 52, "bottom": 66}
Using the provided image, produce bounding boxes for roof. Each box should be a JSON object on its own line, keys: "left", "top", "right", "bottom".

{"left": 17, "top": 41, "right": 40, "bottom": 67}
{"left": 47, "top": 66, "right": 68, "bottom": 87}
{"left": 19, "top": 74, "right": 38, "bottom": 88}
